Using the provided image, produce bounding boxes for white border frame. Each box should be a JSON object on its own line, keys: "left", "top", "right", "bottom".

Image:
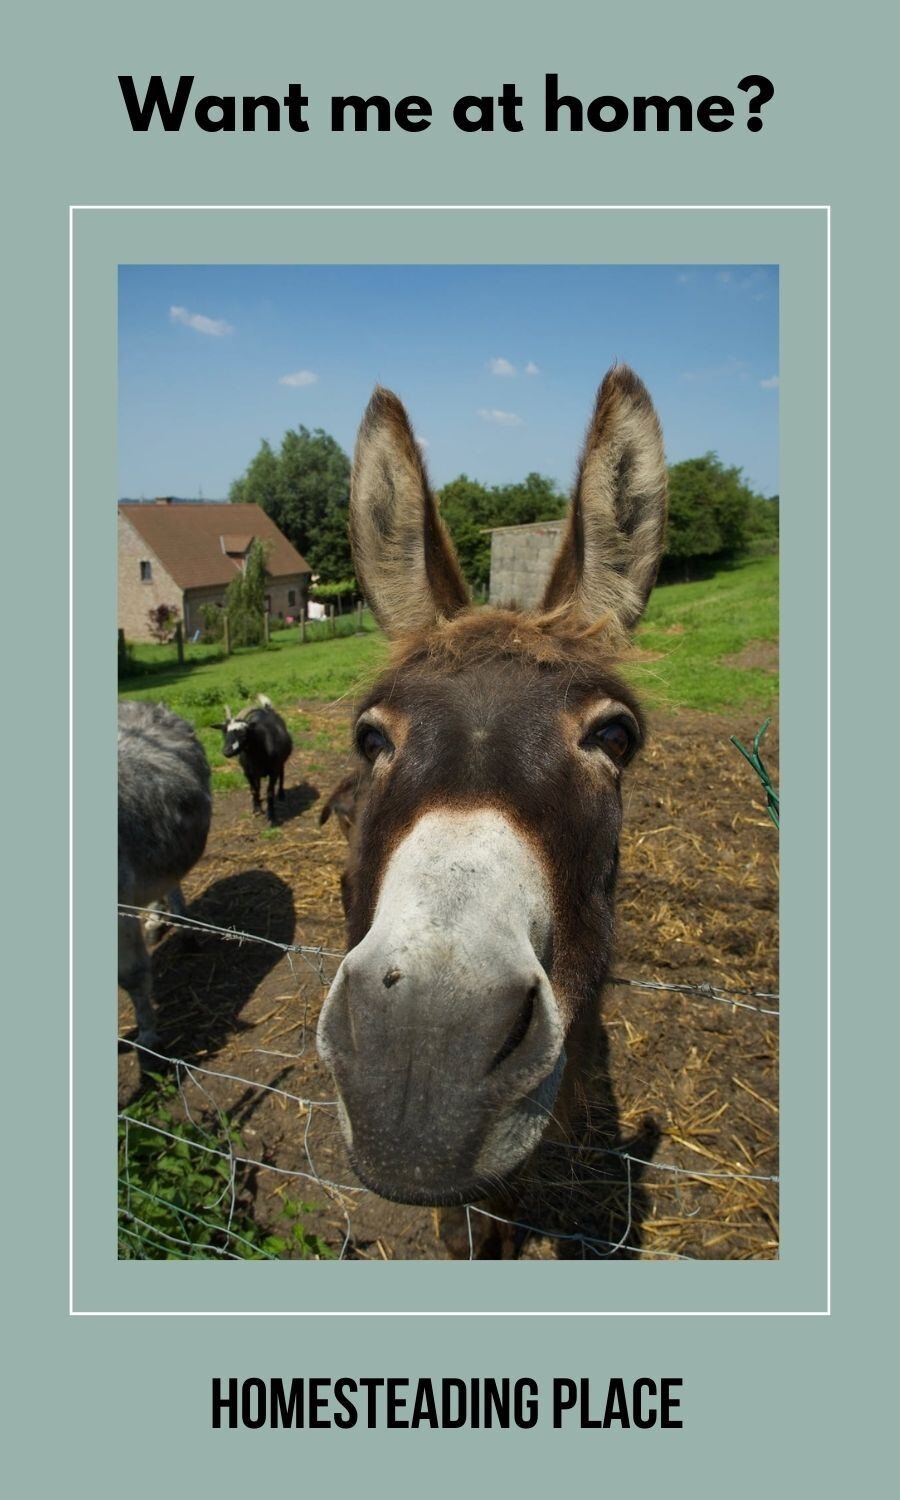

{"left": 70, "top": 202, "right": 830, "bottom": 1317}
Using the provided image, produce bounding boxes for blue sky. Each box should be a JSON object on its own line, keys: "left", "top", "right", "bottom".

{"left": 118, "top": 264, "right": 779, "bottom": 500}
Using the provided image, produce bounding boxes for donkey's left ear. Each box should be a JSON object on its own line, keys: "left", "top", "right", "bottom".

{"left": 318, "top": 771, "right": 361, "bottom": 841}
{"left": 542, "top": 366, "right": 668, "bottom": 631}
{"left": 350, "top": 388, "right": 469, "bottom": 638}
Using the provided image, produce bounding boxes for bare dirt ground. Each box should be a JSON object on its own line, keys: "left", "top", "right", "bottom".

{"left": 720, "top": 639, "right": 779, "bottom": 674}
{"left": 118, "top": 701, "right": 779, "bottom": 1261}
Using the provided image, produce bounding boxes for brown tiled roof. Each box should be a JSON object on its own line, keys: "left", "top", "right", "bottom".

{"left": 119, "top": 503, "right": 311, "bottom": 590}
{"left": 220, "top": 532, "right": 254, "bottom": 555}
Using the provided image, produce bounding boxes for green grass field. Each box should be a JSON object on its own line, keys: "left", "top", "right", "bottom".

{"left": 119, "top": 620, "right": 385, "bottom": 775}
{"left": 119, "top": 556, "right": 778, "bottom": 774}
{"left": 630, "top": 553, "right": 778, "bottom": 713}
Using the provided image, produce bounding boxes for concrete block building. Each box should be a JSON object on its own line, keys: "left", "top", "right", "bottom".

{"left": 487, "top": 519, "right": 565, "bottom": 610}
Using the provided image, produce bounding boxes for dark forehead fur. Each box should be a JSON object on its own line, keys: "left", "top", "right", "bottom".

{"left": 344, "top": 608, "right": 643, "bottom": 1010}
{"left": 358, "top": 607, "right": 644, "bottom": 728}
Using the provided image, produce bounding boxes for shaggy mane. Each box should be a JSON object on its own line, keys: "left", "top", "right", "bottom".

{"left": 386, "top": 606, "right": 634, "bottom": 675}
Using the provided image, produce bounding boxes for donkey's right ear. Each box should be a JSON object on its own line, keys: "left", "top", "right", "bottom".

{"left": 350, "top": 387, "right": 469, "bottom": 638}
{"left": 542, "top": 366, "right": 668, "bottom": 632}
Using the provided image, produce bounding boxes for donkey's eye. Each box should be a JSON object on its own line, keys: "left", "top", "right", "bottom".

{"left": 356, "top": 723, "right": 392, "bottom": 763}
{"left": 582, "top": 716, "right": 637, "bottom": 765}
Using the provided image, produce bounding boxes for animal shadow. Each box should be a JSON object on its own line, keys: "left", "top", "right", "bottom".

{"left": 515, "top": 1019, "right": 661, "bottom": 1260}
{"left": 240, "top": 780, "right": 319, "bottom": 828}
{"left": 275, "top": 780, "right": 319, "bottom": 824}
{"left": 127, "top": 869, "right": 296, "bottom": 1064}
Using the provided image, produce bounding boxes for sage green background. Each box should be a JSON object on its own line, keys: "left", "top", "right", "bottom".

{"left": 74, "top": 208, "right": 819, "bottom": 1317}
{"left": 8, "top": 0, "right": 893, "bottom": 1493}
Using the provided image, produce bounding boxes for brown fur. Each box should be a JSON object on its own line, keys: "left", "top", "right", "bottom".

{"left": 543, "top": 365, "right": 668, "bottom": 628}
{"left": 350, "top": 387, "right": 469, "bottom": 636}
{"left": 318, "top": 771, "right": 361, "bottom": 840}
{"left": 321, "top": 367, "right": 668, "bottom": 1253}
{"left": 384, "top": 605, "right": 634, "bottom": 673}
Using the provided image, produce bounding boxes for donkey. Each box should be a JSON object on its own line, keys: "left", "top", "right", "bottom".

{"left": 316, "top": 366, "right": 667, "bottom": 1243}
{"left": 118, "top": 700, "right": 212, "bottom": 1059}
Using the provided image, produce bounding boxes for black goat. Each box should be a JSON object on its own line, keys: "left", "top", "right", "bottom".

{"left": 216, "top": 695, "right": 293, "bottom": 824}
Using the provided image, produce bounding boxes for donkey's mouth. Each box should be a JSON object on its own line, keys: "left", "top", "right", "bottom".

{"left": 341, "top": 1056, "right": 566, "bottom": 1210}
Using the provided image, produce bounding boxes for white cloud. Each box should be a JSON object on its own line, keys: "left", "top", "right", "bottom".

{"left": 760, "top": 374, "right": 780, "bottom": 389}
{"left": 488, "top": 357, "right": 516, "bottom": 377}
{"left": 169, "top": 305, "right": 233, "bottom": 337}
{"left": 415, "top": 434, "right": 429, "bottom": 450}
{"left": 278, "top": 370, "right": 319, "bottom": 387}
{"left": 477, "top": 407, "right": 523, "bottom": 427}
{"left": 716, "top": 268, "right": 771, "bottom": 298}
{"left": 524, "top": 360, "right": 540, "bottom": 376}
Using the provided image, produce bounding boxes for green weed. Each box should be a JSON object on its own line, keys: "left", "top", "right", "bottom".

{"left": 118, "top": 1078, "right": 333, "bottom": 1261}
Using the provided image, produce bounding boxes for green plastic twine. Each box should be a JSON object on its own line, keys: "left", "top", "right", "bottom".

{"left": 730, "top": 718, "right": 780, "bottom": 829}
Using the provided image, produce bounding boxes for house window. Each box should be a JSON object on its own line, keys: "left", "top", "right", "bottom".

{"left": 288, "top": 590, "right": 296, "bottom": 607}
{"left": 140, "top": 560, "right": 152, "bottom": 582}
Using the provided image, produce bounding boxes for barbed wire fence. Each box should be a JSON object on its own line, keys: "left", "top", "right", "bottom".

{"left": 118, "top": 903, "right": 779, "bottom": 1263}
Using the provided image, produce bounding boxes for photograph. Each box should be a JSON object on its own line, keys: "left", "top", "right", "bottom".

{"left": 116, "top": 262, "right": 780, "bottom": 1261}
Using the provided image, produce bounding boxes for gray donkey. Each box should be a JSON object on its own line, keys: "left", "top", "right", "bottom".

{"left": 118, "top": 700, "right": 212, "bottom": 1059}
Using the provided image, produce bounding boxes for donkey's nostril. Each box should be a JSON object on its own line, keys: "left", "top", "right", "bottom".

{"left": 488, "top": 985, "right": 538, "bottom": 1074}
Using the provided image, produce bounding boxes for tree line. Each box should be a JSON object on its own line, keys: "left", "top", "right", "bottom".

{"left": 229, "top": 424, "right": 778, "bottom": 592}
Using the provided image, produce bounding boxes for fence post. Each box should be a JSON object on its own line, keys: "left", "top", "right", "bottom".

{"left": 329, "top": 605, "right": 335, "bottom": 637}
{"left": 262, "top": 612, "right": 269, "bottom": 645}
{"left": 175, "top": 622, "right": 184, "bottom": 665}
{"left": 300, "top": 615, "right": 306, "bottom": 644}
{"left": 356, "top": 601, "right": 363, "bottom": 633}
{"left": 223, "top": 615, "right": 231, "bottom": 656}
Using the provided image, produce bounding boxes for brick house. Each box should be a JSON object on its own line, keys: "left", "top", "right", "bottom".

{"left": 118, "top": 500, "right": 312, "bottom": 641}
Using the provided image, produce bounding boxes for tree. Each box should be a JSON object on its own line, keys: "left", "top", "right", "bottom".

{"left": 664, "top": 453, "right": 759, "bottom": 576}
{"left": 230, "top": 427, "right": 352, "bottom": 582}
{"left": 438, "top": 472, "right": 565, "bottom": 591}
{"left": 226, "top": 538, "right": 268, "bottom": 646}
{"left": 228, "top": 438, "right": 279, "bottom": 514}
{"left": 494, "top": 472, "right": 566, "bottom": 529}
{"left": 744, "top": 492, "right": 780, "bottom": 551}
{"left": 437, "top": 476, "right": 496, "bottom": 589}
